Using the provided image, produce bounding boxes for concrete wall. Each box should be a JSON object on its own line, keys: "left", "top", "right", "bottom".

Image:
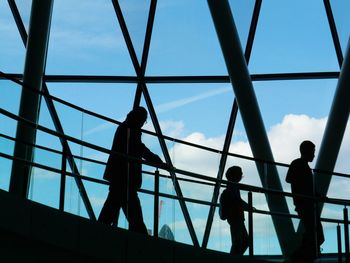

{"left": 0, "top": 189, "right": 267, "bottom": 262}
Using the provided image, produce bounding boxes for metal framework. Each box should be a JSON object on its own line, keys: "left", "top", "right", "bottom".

{"left": 7, "top": 0, "right": 96, "bottom": 220}
{"left": 9, "top": 0, "right": 53, "bottom": 197}
{"left": 202, "top": 0, "right": 262, "bottom": 248}
{"left": 3, "top": 0, "right": 348, "bottom": 254}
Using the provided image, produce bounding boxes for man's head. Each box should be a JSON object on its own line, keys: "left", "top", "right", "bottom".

{"left": 225, "top": 166, "right": 243, "bottom": 183}
{"left": 299, "top": 140, "right": 315, "bottom": 162}
{"left": 126, "top": 107, "right": 148, "bottom": 128}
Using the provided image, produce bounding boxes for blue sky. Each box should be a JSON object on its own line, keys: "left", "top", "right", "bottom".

{"left": 1, "top": 0, "right": 350, "bottom": 256}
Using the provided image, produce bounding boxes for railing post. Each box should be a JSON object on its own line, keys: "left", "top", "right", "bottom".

{"left": 154, "top": 169, "right": 160, "bottom": 238}
{"left": 248, "top": 191, "right": 254, "bottom": 256}
{"left": 337, "top": 223, "right": 343, "bottom": 263}
{"left": 59, "top": 145, "right": 67, "bottom": 211}
{"left": 344, "top": 206, "right": 350, "bottom": 263}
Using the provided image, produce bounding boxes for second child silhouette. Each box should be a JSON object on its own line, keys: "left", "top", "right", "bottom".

{"left": 219, "top": 166, "right": 251, "bottom": 255}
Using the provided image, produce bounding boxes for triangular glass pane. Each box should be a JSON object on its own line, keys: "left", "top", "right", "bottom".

{"left": 254, "top": 79, "right": 336, "bottom": 164}
{"left": 147, "top": 0, "right": 227, "bottom": 76}
{"left": 253, "top": 78, "right": 336, "bottom": 209}
{"left": 0, "top": 2, "right": 26, "bottom": 72}
{"left": 119, "top": 0, "right": 151, "bottom": 64}
{"left": 330, "top": 0, "right": 350, "bottom": 56}
{"left": 228, "top": 0, "right": 256, "bottom": 52}
{"left": 249, "top": 0, "right": 339, "bottom": 74}
{"left": 13, "top": 0, "right": 32, "bottom": 32}
{"left": 37, "top": 94, "right": 63, "bottom": 151}
{"left": 47, "top": 82, "right": 137, "bottom": 145}
{"left": 64, "top": 173, "right": 90, "bottom": 219}
{"left": 147, "top": 83, "right": 233, "bottom": 177}
{"left": 46, "top": 0, "right": 135, "bottom": 75}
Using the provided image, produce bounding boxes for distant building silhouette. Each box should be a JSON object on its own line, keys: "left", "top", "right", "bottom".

{"left": 159, "top": 224, "right": 175, "bottom": 241}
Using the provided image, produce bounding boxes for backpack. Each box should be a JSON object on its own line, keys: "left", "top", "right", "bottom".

{"left": 218, "top": 190, "right": 227, "bottom": 220}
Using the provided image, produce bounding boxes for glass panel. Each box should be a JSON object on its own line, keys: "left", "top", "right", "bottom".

{"left": 321, "top": 221, "right": 342, "bottom": 254}
{"left": 148, "top": 83, "right": 234, "bottom": 145}
{"left": 46, "top": 0, "right": 135, "bottom": 75}
{"left": 330, "top": 0, "right": 350, "bottom": 56}
{"left": 139, "top": 192, "right": 154, "bottom": 234}
{"left": 0, "top": 80, "right": 22, "bottom": 191}
{"left": 0, "top": 80, "right": 22, "bottom": 130}
{"left": 249, "top": 0, "right": 339, "bottom": 74}
{"left": 64, "top": 171, "right": 90, "bottom": 219}
{"left": 119, "top": 0, "right": 151, "bottom": 63}
{"left": 253, "top": 214, "right": 282, "bottom": 255}
{"left": 47, "top": 83, "right": 136, "bottom": 120}
{"left": 0, "top": 2, "right": 26, "bottom": 72}
{"left": 147, "top": 0, "right": 226, "bottom": 76}
{"left": 228, "top": 0, "right": 256, "bottom": 51}
{"left": 158, "top": 197, "right": 176, "bottom": 241}
{"left": 29, "top": 167, "right": 60, "bottom": 209}
{"left": 206, "top": 205, "right": 231, "bottom": 253}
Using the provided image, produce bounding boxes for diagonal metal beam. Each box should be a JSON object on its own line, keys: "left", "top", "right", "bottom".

{"left": 295, "top": 0, "right": 349, "bottom": 237}
{"left": 141, "top": 84, "right": 200, "bottom": 246}
{"left": 9, "top": 0, "right": 53, "bottom": 197}
{"left": 112, "top": 0, "right": 199, "bottom": 245}
{"left": 313, "top": 40, "right": 350, "bottom": 214}
{"left": 133, "top": 0, "right": 157, "bottom": 109}
{"left": 140, "top": 0, "right": 157, "bottom": 76}
{"left": 207, "top": 0, "right": 295, "bottom": 255}
{"left": 323, "top": 0, "right": 344, "bottom": 67}
{"left": 8, "top": 0, "right": 96, "bottom": 220}
{"left": 201, "top": 0, "right": 262, "bottom": 248}
{"left": 41, "top": 85, "right": 96, "bottom": 220}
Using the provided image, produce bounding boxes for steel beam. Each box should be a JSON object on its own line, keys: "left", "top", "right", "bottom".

{"left": 9, "top": 0, "right": 53, "bottom": 197}
{"left": 314, "top": 39, "right": 350, "bottom": 211}
{"left": 202, "top": 0, "right": 262, "bottom": 248}
{"left": 207, "top": 0, "right": 295, "bottom": 255}
{"left": 112, "top": 0, "right": 199, "bottom": 245}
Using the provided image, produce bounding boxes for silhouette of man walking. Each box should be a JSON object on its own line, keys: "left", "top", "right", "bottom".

{"left": 286, "top": 140, "right": 324, "bottom": 262}
{"left": 98, "top": 107, "right": 164, "bottom": 234}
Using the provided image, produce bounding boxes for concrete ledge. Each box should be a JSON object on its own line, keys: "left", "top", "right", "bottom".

{"left": 0, "top": 189, "right": 269, "bottom": 262}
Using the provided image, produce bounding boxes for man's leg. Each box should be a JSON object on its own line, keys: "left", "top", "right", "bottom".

{"left": 98, "top": 189, "right": 121, "bottom": 225}
{"left": 122, "top": 191, "right": 148, "bottom": 234}
{"left": 299, "top": 209, "right": 318, "bottom": 260}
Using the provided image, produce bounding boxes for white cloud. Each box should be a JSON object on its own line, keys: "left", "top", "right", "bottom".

{"left": 162, "top": 114, "right": 350, "bottom": 228}
{"left": 269, "top": 114, "right": 327, "bottom": 163}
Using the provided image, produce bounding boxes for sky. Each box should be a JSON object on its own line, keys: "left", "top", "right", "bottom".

{"left": 0, "top": 0, "right": 350, "bottom": 256}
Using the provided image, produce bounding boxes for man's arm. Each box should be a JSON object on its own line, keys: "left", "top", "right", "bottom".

{"left": 141, "top": 144, "right": 164, "bottom": 166}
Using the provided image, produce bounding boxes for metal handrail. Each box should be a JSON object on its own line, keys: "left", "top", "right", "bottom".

{"left": 1, "top": 105, "right": 350, "bottom": 208}
{"left": 0, "top": 126, "right": 349, "bottom": 258}
{"left": 1, "top": 70, "right": 349, "bottom": 179}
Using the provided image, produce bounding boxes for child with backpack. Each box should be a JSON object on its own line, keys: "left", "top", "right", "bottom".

{"left": 219, "top": 166, "right": 251, "bottom": 255}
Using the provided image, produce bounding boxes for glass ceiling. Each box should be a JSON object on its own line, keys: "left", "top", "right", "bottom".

{"left": 0, "top": 0, "right": 349, "bottom": 256}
